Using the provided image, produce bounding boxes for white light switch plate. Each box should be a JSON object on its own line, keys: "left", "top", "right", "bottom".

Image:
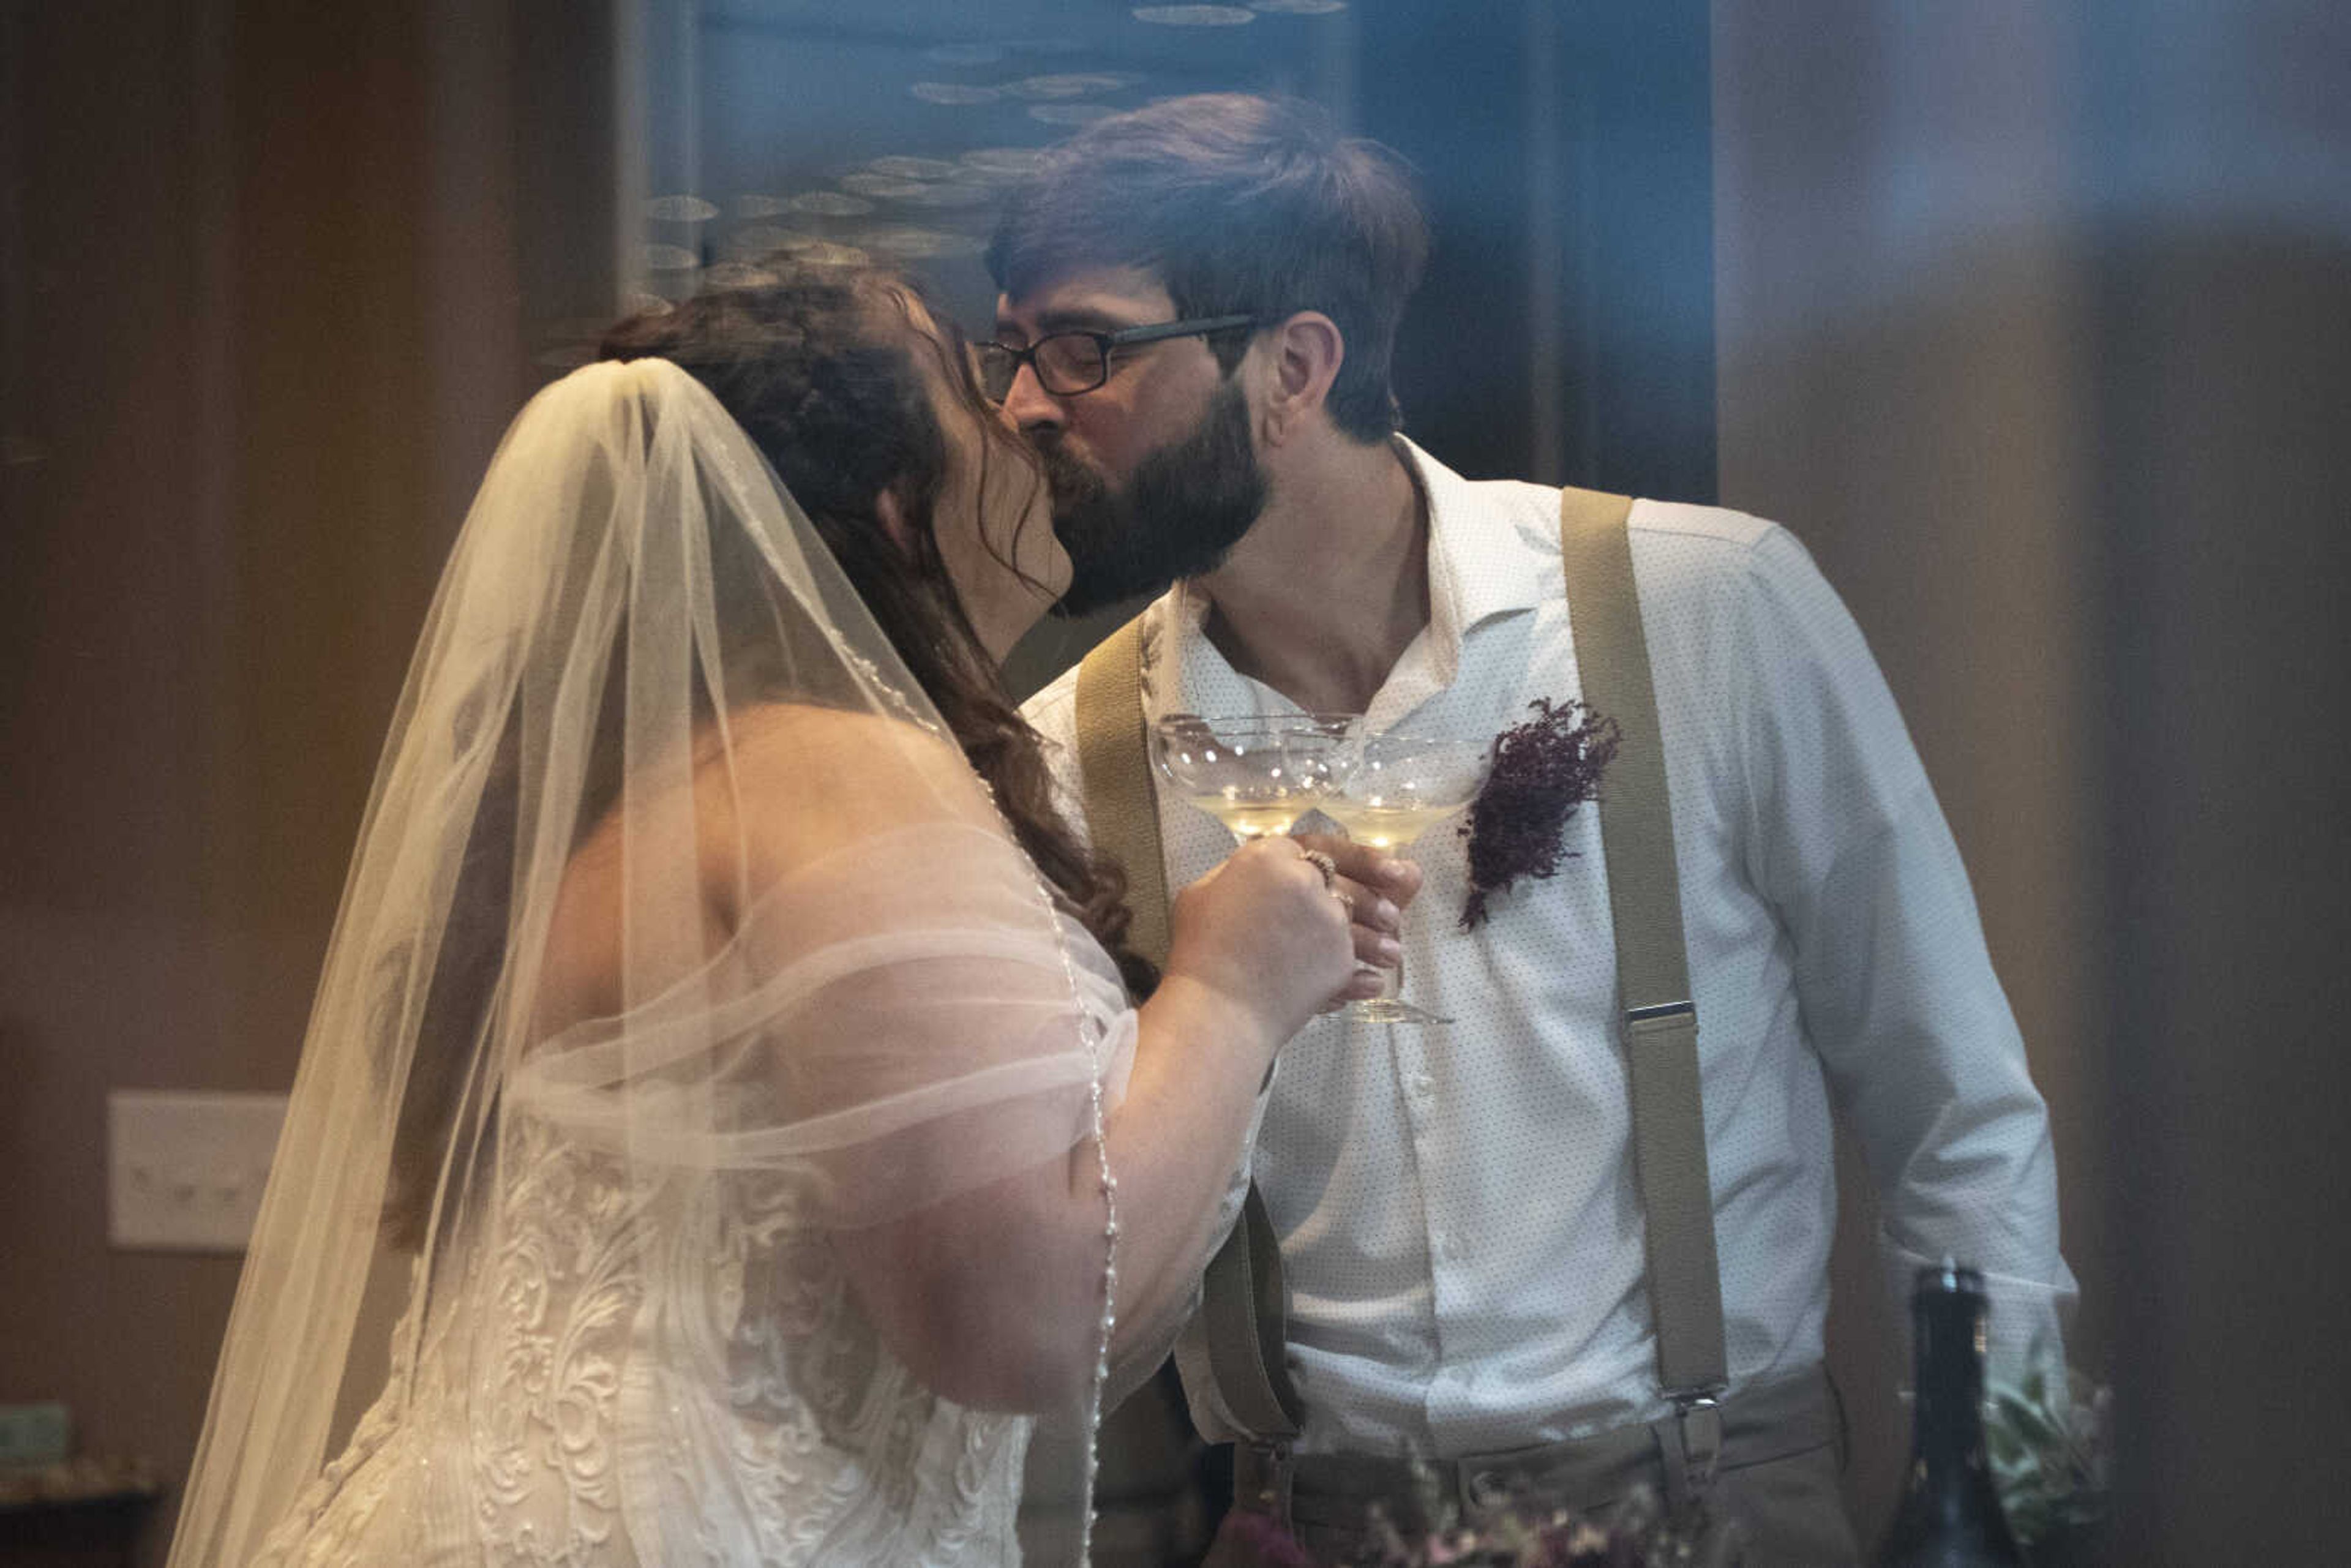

{"left": 108, "top": 1089, "right": 289, "bottom": 1253}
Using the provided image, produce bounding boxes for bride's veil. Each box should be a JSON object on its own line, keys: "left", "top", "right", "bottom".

{"left": 168, "top": 358, "right": 1124, "bottom": 1564}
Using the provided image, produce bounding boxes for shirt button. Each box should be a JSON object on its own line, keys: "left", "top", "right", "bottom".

{"left": 1409, "top": 1071, "right": 1434, "bottom": 1097}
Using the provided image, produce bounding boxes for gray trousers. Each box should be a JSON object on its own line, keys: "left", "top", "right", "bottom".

{"left": 1215, "top": 1366, "right": 1859, "bottom": 1567}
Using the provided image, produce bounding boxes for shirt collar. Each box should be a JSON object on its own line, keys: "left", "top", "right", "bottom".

{"left": 1404, "top": 435, "right": 1553, "bottom": 629}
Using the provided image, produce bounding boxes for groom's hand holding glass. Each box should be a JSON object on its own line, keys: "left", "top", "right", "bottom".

{"left": 1296, "top": 837, "right": 1422, "bottom": 1005}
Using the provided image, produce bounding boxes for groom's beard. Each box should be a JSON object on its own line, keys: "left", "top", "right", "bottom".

{"left": 1043, "top": 380, "right": 1269, "bottom": 618}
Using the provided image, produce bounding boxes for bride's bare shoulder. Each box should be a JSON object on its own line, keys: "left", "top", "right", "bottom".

{"left": 537, "top": 703, "right": 1000, "bottom": 1026}
{"left": 722, "top": 700, "right": 980, "bottom": 792}
{"left": 704, "top": 701, "right": 1002, "bottom": 872}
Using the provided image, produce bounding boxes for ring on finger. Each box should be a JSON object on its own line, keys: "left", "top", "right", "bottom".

{"left": 1299, "top": 848, "right": 1340, "bottom": 889}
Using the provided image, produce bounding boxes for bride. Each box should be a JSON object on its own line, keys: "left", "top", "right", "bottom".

{"left": 167, "top": 263, "right": 1392, "bottom": 1566}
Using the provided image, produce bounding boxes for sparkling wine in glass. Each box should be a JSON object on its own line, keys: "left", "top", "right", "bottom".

{"left": 1151, "top": 712, "right": 1352, "bottom": 844}
{"left": 1322, "top": 728, "right": 1489, "bottom": 1026}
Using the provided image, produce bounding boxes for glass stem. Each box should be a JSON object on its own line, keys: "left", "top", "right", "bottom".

{"left": 1355, "top": 833, "right": 1410, "bottom": 1002}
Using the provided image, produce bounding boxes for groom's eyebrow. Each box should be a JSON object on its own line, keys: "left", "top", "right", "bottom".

{"left": 1037, "top": 307, "right": 1120, "bottom": 331}
{"left": 1010, "top": 306, "right": 1139, "bottom": 339}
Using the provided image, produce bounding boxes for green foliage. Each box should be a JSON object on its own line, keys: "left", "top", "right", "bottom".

{"left": 1984, "top": 1361, "right": 2111, "bottom": 1549}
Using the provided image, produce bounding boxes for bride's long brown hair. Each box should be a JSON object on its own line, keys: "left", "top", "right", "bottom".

{"left": 384, "top": 266, "right": 1153, "bottom": 1250}
{"left": 597, "top": 265, "right": 1150, "bottom": 994}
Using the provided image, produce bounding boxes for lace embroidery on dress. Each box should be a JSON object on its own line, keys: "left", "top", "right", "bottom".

{"left": 246, "top": 1076, "right": 1046, "bottom": 1566}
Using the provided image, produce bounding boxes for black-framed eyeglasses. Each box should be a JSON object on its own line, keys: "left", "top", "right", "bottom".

{"left": 975, "top": 313, "right": 1260, "bottom": 400}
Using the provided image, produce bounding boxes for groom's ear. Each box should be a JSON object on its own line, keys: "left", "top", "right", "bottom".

{"left": 1256, "top": 310, "right": 1344, "bottom": 448}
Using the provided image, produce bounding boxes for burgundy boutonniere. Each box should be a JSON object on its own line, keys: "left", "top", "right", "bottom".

{"left": 1457, "top": 697, "right": 1621, "bottom": 930}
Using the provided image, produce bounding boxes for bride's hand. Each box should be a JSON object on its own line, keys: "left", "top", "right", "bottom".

{"left": 1163, "top": 837, "right": 1365, "bottom": 1042}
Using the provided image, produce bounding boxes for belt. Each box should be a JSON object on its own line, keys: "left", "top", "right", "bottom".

{"left": 1231, "top": 1365, "right": 1840, "bottom": 1542}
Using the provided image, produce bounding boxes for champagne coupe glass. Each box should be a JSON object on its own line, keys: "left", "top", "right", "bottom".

{"left": 1319, "top": 727, "right": 1490, "bottom": 1025}
{"left": 1150, "top": 711, "right": 1354, "bottom": 844}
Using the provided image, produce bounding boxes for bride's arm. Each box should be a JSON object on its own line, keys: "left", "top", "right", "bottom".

{"left": 719, "top": 704, "right": 1355, "bottom": 1413}
{"left": 825, "top": 846, "right": 1346, "bottom": 1412}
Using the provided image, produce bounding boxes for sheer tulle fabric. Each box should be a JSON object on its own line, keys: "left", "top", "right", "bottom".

{"left": 169, "top": 359, "right": 1122, "bottom": 1566}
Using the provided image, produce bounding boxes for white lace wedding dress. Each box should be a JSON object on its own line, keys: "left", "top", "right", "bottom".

{"left": 250, "top": 904, "right": 1131, "bottom": 1568}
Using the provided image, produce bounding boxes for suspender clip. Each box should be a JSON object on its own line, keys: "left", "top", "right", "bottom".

{"left": 1243, "top": 1439, "right": 1295, "bottom": 1525}
{"left": 1669, "top": 1387, "right": 1727, "bottom": 1498}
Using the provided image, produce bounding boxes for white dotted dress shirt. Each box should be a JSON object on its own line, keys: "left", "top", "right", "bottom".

{"left": 1023, "top": 439, "right": 2076, "bottom": 1458}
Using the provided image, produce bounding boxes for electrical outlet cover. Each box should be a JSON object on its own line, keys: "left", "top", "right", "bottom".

{"left": 108, "top": 1089, "right": 289, "bottom": 1253}
{"left": 0, "top": 1402, "right": 72, "bottom": 1468}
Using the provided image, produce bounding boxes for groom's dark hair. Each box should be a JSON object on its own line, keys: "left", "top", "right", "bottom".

{"left": 986, "top": 92, "right": 1429, "bottom": 445}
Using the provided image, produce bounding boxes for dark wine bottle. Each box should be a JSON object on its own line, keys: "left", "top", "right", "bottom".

{"left": 1872, "top": 1261, "right": 2023, "bottom": 1567}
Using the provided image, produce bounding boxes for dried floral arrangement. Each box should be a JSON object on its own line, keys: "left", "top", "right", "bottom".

{"left": 1458, "top": 697, "right": 1621, "bottom": 931}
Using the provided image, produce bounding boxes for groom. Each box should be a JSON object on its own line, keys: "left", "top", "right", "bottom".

{"left": 989, "top": 93, "right": 2074, "bottom": 1563}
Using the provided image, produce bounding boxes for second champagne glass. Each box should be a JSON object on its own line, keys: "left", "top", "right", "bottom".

{"left": 1320, "top": 727, "right": 1490, "bottom": 1025}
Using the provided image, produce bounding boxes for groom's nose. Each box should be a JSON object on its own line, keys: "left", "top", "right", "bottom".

{"left": 999, "top": 363, "right": 1067, "bottom": 437}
